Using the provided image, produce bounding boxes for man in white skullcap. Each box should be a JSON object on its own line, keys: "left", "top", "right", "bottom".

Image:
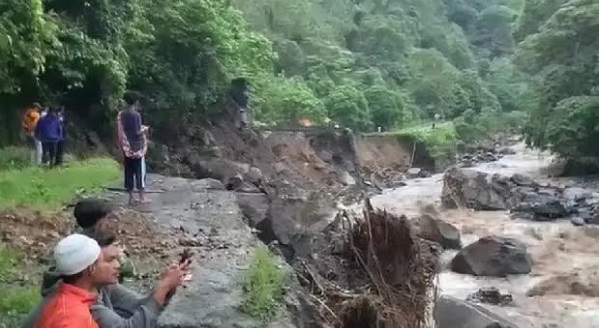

{"left": 24, "top": 232, "right": 192, "bottom": 328}
{"left": 33, "top": 234, "right": 119, "bottom": 328}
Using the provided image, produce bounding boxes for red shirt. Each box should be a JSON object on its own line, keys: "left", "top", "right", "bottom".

{"left": 35, "top": 283, "right": 99, "bottom": 328}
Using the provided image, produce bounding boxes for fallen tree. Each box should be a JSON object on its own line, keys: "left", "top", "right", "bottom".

{"left": 296, "top": 198, "right": 439, "bottom": 328}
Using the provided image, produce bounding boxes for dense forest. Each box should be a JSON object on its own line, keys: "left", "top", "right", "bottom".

{"left": 0, "top": 0, "right": 597, "bottom": 161}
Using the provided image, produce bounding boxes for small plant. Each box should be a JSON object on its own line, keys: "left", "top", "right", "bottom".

{"left": 0, "top": 246, "right": 40, "bottom": 327}
{"left": 241, "top": 248, "right": 285, "bottom": 322}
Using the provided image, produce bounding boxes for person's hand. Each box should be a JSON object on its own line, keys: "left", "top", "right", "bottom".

{"left": 153, "top": 261, "right": 191, "bottom": 305}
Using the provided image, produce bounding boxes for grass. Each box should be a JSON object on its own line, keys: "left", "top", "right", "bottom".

{"left": 378, "top": 122, "right": 458, "bottom": 167}
{"left": 0, "top": 153, "right": 120, "bottom": 210}
{"left": 0, "top": 245, "right": 40, "bottom": 327}
{"left": 241, "top": 248, "right": 285, "bottom": 322}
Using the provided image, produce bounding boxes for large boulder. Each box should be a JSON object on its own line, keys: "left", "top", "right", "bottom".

{"left": 434, "top": 295, "right": 519, "bottom": 328}
{"left": 132, "top": 176, "right": 306, "bottom": 328}
{"left": 413, "top": 214, "right": 461, "bottom": 250}
{"left": 451, "top": 236, "right": 532, "bottom": 277}
{"left": 442, "top": 168, "right": 574, "bottom": 220}
{"left": 441, "top": 168, "right": 518, "bottom": 210}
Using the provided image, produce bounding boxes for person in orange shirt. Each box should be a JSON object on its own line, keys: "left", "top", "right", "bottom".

{"left": 34, "top": 234, "right": 121, "bottom": 328}
{"left": 22, "top": 102, "right": 43, "bottom": 165}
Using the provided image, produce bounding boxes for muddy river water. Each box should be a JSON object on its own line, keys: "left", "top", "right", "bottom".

{"left": 371, "top": 143, "right": 599, "bottom": 328}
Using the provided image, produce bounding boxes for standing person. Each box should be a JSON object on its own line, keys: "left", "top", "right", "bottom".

{"left": 432, "top": 113, "right": 441, "bottom": 129}
{"left": 22, "top": 102, "right": 43, "bottom": 165}
{"left": 32, "top": 234, "right": 116, "bottom": 328}
{"left": 116, "top": 92, "right": 148, "bottom": 205}
{"left": 35, "top": 108, "right": 63, "bottom": 166}
{"left": 55, "top": 107, "right": 66, "bottom": 166}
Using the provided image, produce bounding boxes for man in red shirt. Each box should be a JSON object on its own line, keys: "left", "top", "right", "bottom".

{"left": 34, "top": 234, "right": 120, "bottom": 328}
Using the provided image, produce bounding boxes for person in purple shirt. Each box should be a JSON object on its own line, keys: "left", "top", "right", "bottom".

{"left": 35, "top": 108, "right": 63, "bottom": 167}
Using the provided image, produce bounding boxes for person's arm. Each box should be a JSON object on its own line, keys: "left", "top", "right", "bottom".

{"left": 135, "top": 112, "right": 144, "bottom": 135}
{"left": 91, "top": 284, "right": 163, "bottom": 328}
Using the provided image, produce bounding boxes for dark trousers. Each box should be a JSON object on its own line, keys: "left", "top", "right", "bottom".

{"left": 41, "top": 142, "right": 57, "bottom": 166}
{"left": 124, "top": 156, "right": 143, "bottom": 192}
{"left": 55, "top": 140, "right": 65, "bottom": 165}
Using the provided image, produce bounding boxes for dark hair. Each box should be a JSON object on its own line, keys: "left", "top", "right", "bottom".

{"left": 123, "top": 91, "right": 143, "bottom": 106}
{"left": 94, "top": 234, "right": 117, "bottom": 247}
{"left": 74, "top": 198, "right": 113, "bottom": 229}
{"left": 62, "top": 272, "right": 84, "bottom": 285}
{"left": 32, "top": 102, "right": 42, "bottom": 109}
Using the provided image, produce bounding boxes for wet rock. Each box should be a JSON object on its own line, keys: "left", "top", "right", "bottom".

{"left": 434, "top": 295, "right": 519, "bottom": 328}
{"left": 510, "top": 173, "right": 535, "bottom": 187}
{"left": 413, "top": 214, "right": 461, "bottom": 250}
{"left": 451, "top": 236, "right": 532, "bottom": 277}
{"left": 442, "top": 168, "right": 516, "bottom": 210}
{"left": 498, "top": 147, "right": 516, "bottom": 155}
{"left": 466, "top": 287, "right": 513, "bottom": 306}
{"left": 140, "top": 177, "right": 305, "bottom": 328}
{"left": 406, "top": 167, "right": 422, "bottom": 178}
{"left": 571, "top": 217, "right": 586, "bottom": 226}
{"left": 530, "top": 197, "right": 568, "bottom": 220}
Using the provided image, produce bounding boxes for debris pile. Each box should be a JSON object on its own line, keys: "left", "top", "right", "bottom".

{"left": 297, "top": 199, "right": 439, "bottom": 328}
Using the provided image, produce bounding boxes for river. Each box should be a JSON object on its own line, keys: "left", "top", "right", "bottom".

{"left": 371, "top": 143, "right": 599, "bottom": 328}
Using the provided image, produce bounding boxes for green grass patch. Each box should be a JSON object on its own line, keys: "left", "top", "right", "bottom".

{"left": 0, "top": 157, "right": 120, "bottom": 210}
{"left": 0, "top": 146, "right": 31, "bottom": 171}
{"left": 386, "top": 122, "right": 458, "bottom": 167}
{"left": 241, "top": 248, "right": 285, "bottom": 322}
{"left": 0, "top": 246, "right": 40, "bottom": 327}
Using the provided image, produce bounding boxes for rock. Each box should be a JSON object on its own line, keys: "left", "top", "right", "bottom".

{"left": 434, "top": 295, "right": 519, "bottom": 328}
{"left": 451, "top": 236, "right": 532, "bottom": 277}
{"left": 413, "top": 214, "right": 461, "bottom": 250}
{"left": 274, "top": 162, "right": 288, "bottom": 174}
{"left": 442, "top": 168, "right": 517, "bottom": 210}
{"left": 338, "top": 170, "right": 356, "bottom": 186}
{"left": 571, "top": 217, "right": 586, "bottom": 226}
{"left": 466, "top": 287, "right": 513, "bottom": 306}
{"left": 236, "top": 182, "right": 261, "bottom": 193}
{"left": 510, "top": 173, "right": 535, "bottom": 187}
{"left": 247, "top": 167, "right": 263, "bottom": 184}
{"left": 406, "top": 167, "right": 422, "bottom": 178}
{"left": 236, "top": 193, "right": 270, "bottom": 226}
{"left": 226, "top": 173, "right": 244, "bottom": 190}
{"left": 498, "top": 147, "right": 516, "bottom": 155}
{"left": 562, "top": 187, "right": 593, "bottom": 203}
{"left": 530, "top": 197, "right": 568, "bottom": 220}
{"left": 317, "top": 150, "right": 333, "bottom": 163}
{"left": 138, "top": 176, "right": 305, "bottom": 328}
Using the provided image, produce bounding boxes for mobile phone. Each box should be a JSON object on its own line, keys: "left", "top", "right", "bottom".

{"left": 179, "top": 248, "right": 193, "bottom": 264}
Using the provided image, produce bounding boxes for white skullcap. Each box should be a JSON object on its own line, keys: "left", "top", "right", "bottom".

{"left": 54, "top": 234, "right": 101, "bottom": 275}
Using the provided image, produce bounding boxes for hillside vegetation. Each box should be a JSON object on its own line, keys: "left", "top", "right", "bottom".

{"left": 3, "top": 0, "right": 596, "bottom": 164}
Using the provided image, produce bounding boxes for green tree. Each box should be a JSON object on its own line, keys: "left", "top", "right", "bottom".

{"left": 325, "top": 85, "right": 372, "bottom": 131}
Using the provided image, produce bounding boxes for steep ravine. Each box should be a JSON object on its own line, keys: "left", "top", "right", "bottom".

{"left": 372, "top": 143, "right": 599, "bottom": 328}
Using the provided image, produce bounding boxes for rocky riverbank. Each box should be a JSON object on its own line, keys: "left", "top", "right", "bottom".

{"left": 374, "top": 142, "right": 599, "bottom": 328}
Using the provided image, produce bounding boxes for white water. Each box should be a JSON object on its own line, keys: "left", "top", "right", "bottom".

{"left": 371, "top": 143, "right": 599, "bottom": 328}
